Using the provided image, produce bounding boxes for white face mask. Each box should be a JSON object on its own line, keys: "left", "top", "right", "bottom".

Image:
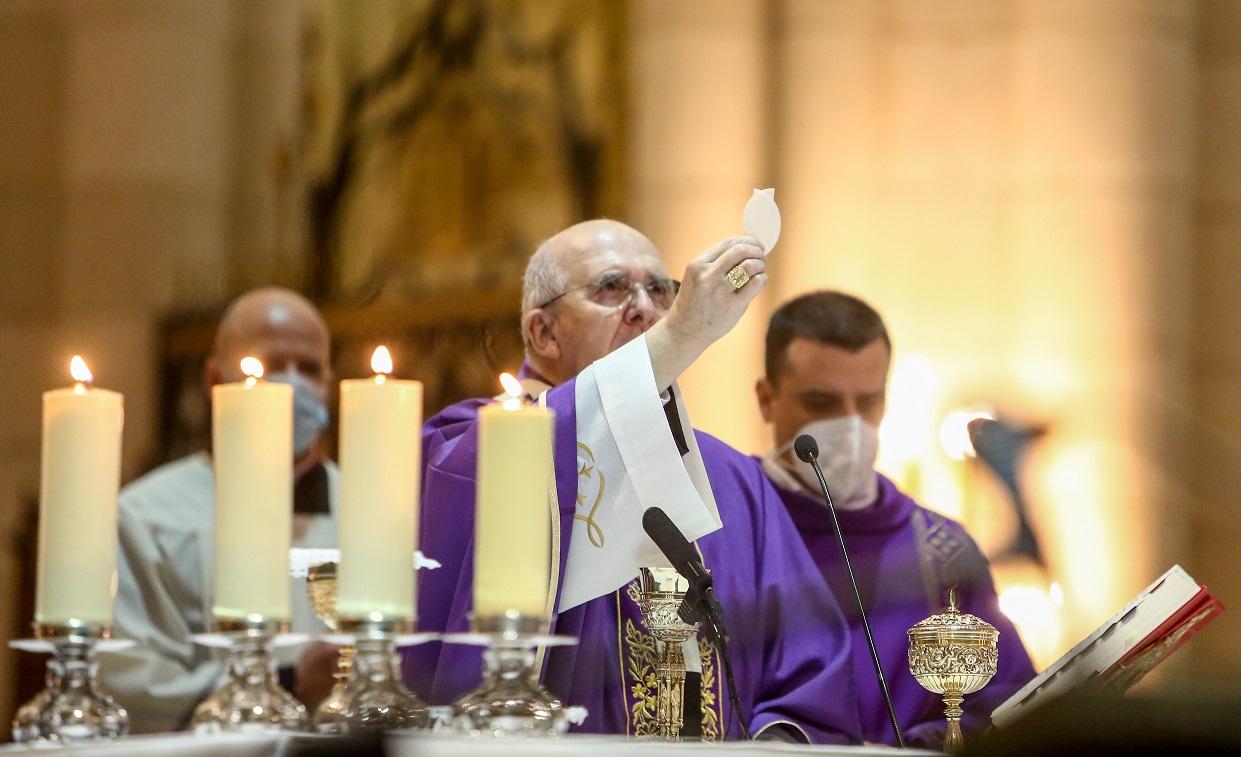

{"left": 775, "top": 415, "right": 880, "bottom": 511}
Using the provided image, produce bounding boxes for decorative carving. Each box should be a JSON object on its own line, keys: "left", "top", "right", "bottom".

{"left": 908, "top": 589, "right": 999, "bottom": 754}
{"left": 303, "top": 0, "right": 627, "bottom": 301}
{"left": 907, "top": 643, "right": 998, "bottom": 682}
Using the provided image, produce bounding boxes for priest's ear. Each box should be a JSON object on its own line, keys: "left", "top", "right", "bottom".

{"left": 756, "top": 376, "right": 775, "bottom": 422}
{"left": 522, "top": 308, "right": 561, "bottom": 362}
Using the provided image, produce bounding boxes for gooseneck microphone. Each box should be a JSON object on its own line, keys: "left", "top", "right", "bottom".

{"left": 795, "top": 435, "right": 906, "bottom": 749}
{"left": 640, "top": 507, "right": 724, "bottom": 641}
{"left": 642, "top": 506, "right": 751, "bottom": 741}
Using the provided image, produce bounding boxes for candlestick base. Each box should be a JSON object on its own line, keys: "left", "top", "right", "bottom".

{"left": 314, "top": 637, "right": 431, "bottom": 734}
{"left": 190, "top": 620, "right": 307, "bottom": 734}
{"left": 9, "top": 628, "right": 133, "bottom": 743}
{"left": 302, "top": 562, "right": 438, "bottom": 733}
{"left": 443, "top": 611, "right": 577, "bottom": 737}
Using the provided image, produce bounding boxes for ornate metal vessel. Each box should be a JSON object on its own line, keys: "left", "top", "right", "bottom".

{"left": 907, "top": 589, "right": 998, "bottom": 753}
{"left": 636, "top": 567, "right": 697, "bottom": 741}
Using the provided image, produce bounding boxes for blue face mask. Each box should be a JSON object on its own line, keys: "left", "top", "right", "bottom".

{"left": 267, "top": 370, "right": 329, "bottom": 455}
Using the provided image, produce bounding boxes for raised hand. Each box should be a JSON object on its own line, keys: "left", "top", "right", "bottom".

{"left": 647, "top": 235, "right": 768, "bottom": 390}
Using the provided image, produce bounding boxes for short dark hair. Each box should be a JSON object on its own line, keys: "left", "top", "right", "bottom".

{"left": 765, "top": 291, "right": 891, "bottom": 384}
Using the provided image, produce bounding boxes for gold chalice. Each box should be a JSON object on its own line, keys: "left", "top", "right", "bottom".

{"left": 305, "top": 562, "right": 355, "bottom": 731}
{"left": 907, "top": 589, "right": 998, "bottom": 753}
{"left": 636, "top": 567, "right": 698, "bottom": 741}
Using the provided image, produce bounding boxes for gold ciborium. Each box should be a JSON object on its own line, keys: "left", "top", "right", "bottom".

{"left": 907, "top": 589, "right": 998, "bottom": 754}
{"left": 636, "top": 567, "right": 698, "bottom": 741}
{"left": 305, "top": 562, "right": 355, "bottom": 731}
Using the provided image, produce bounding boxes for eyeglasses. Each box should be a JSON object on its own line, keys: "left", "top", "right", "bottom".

{"left": 538, "top": 271, "right": 681, "bottom": 312}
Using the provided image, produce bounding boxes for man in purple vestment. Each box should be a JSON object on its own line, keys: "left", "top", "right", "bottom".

{"left": 408, "top": 221, "right": 862, "bottom": 743}
{"left": 755, "top": 291, "right": 1037, "bottom": 746}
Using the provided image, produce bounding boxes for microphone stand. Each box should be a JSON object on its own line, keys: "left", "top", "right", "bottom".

{"left": 803, "top": 452, "right": 906, "bottom": 749}
{"left": 679, "top": 584, "right": 750, "bottom": 742}
{"left": 641, "top": 507, "right": 752, "bottom": 741}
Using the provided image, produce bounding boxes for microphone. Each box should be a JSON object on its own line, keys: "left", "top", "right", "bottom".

{"left": 641, "top": 507, "right": 713, "bottom": 590}
{"left": 640, "top": 507, "right": 725, "bottom": 643}
{"left": 642, "top": 506, "right": 750, "bottom": 741}
{"left": 795, "top": 434, "right": 906, "bottom": 749}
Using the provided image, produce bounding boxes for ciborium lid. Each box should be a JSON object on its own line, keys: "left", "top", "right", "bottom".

{"left": 908, "top": 588, "right": 999, "bottom": 646}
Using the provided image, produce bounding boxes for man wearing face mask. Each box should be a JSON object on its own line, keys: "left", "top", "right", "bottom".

{"left": 755, "top": 291, "right": 1035, "bottom": 746}
{"left": 99, "top": 287, "right": 338, "bottom": 733}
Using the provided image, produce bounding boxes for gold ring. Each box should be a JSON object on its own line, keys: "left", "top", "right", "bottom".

{"left": 725, "top": 264, "right": 751, "bottom": 290}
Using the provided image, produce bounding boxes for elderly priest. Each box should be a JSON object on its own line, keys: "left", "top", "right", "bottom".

{"left": 409, "top": 220, "right": 862, "bottom": 743}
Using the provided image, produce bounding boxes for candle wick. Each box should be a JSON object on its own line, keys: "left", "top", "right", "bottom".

{"left": 244, "top": 377, "right": 258, "bottom": 388}
{"left": 73, "top": 382, "right": 88, "bottom": 395}
{"left": 376, "top": 374, "right": 388, "bottom": 385}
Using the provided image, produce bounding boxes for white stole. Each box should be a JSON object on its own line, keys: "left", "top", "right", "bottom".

{"left": 558, "top": 334, "right": 722, "bottom": 613}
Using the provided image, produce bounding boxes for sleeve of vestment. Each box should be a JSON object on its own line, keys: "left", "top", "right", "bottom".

{"left": 744, "top": 463, "right": 864, "bottom": 745}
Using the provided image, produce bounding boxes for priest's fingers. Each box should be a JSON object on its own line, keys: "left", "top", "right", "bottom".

{"left": 708, "top": 240, "right": 767, "bottom": 276}
{"left": 689, "top": 235, "right": 765, "bottom": 267}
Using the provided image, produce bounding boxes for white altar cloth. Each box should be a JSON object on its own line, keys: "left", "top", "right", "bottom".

{"left": 0, "top": 731, "right": 937, "bottom": 756}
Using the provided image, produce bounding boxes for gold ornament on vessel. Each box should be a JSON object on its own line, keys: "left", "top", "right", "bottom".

{"left": 907, "top": 588, "right": 998, "bottom": 754}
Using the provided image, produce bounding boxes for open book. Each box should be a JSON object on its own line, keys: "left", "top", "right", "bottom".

{"left": 992, "top": 564, "right": 1223, "bottom": 728}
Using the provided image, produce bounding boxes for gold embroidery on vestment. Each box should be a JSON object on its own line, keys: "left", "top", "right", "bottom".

{"left": 574, "top": 442, "right": 606, "bottom": 547}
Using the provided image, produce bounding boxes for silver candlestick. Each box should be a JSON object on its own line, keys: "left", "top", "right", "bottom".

{"left": 320, "top": 617, "right": 435, "bottom": 732}
{"left": 636, "top": 567, "right": 698, "bottom": 741}
{"left": 445, "top": 610, "right": 577, "bottom": 736}
{"left": 189, "top": 616, "right": 309, "bottom": 733}
{"left": 305, "top": 561, "right": 435, "bottom": 733}
{"left": 10, "top": 621, "right": 131, "bottom": 743}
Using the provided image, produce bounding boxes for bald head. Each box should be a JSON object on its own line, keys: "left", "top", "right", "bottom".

{"left": 522, "top": 220, "right": 661, "bottom": 312}
{"left": 521, "top": 219, "right": 670, "bottom": 384}
{"left": 208, "top": 287, "right": 331, "bottom": 390}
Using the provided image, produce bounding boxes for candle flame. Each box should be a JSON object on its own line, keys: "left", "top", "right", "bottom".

{"left": 499, "top": 372, "right": 524, "bottom": 411}
{"left": 371, "top": 345, "right": 394, "bottom": 376}
{"left": 240, "top": 356, "right": 264, "bottom": 380}
{"left": 499, "top": 372, "right": 523, "bottom": 398}
{"left": 69, "top": 355, "right": 93, "bottom": 385}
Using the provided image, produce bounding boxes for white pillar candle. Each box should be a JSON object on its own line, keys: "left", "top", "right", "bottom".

{"left": 36, "top": 356, "right": 124, "bottom": 629}
{"left": 474, "top": 375, "right": 553, "bottom": 617}
{"left": 211, "top": 357, "right": 293, "bottom": 621}
{"left": 337, "top": 346, "right": 422, "bottom": 620}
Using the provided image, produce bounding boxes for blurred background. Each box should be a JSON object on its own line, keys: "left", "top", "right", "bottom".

{"left": 1, "top": 0, "right": 1238, "bottom": 734}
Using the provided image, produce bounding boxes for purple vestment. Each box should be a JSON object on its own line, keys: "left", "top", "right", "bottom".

{"left": 406, "top": 378, "right": 863, "bottom": 743}
{"left": 765, "top": 470, "right": 1037, "bottom": 747}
